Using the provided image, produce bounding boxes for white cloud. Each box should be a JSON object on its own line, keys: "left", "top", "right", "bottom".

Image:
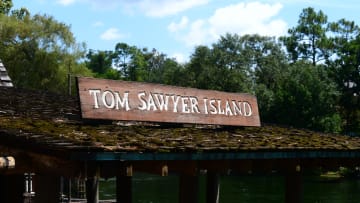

{"left": 55, "top": 0, "right": 121, "bottom": 9}
{"left": 92, "top": 21, "right": 104, "bottom": 27}
{"left": 138, "top": 0, "right": 209, "bottom": 17}
{"left": 168, "top": 16, "right": 189, "bottom": 32}
{"left": 54, "top": 0, "right": 208, "bottom": 16}
{"left": 171, "top": 52, "right": 188, "bottom": 63}
{"left": 56, "top": 0, "right": 76, "bottom": 6}
{"left": 100, "top": 28, "right": 125, "bottom": 41}
{"left": 87, "top": 0, "right": 122, "bottom": 10}
{"left": 183, "top": 19, "right": 213, "bottom": 46}
{"left": 169, "top": 2, "right": 287, "bottom": 47}
{"left": 208, "top": 2, "right": 286, "bottom": 37}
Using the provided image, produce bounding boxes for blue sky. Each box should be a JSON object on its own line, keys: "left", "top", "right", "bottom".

{"left": 12, "top": 0, "right": 360, "bottom": 62}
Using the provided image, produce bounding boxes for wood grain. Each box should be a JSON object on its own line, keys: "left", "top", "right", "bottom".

{"left": 77, "top": 77, "right": 260, "bottom": 126}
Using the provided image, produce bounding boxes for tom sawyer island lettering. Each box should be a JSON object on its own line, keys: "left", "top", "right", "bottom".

{"left": 77, "top": 77, "right": 260, "bottom": 126}
{"left": 88, "top": 90, "right": 253, "bottom": 116}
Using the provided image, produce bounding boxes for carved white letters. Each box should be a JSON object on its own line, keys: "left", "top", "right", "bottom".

{"left": 78, "top": 77, "right": 260, "bottom": 126}
{"left": 88, "top": 89, "right": 253, "bottom": 117}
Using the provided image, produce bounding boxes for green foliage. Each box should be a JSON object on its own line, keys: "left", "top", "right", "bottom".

{"left": 186, "top": 45, "right": 215, "bottom": 89}
{"left": 264, "top": 61, "right": 341, "bottom": 132}
{"left": 277, "top": 7, "right": 359, "bottom": 134}
{"left": 1, "top": 3, "right": 359, "bottom": 134}
{"left": 0, "top": 7, "right": 91, "bottom": 94}
{"left": 98, "top": 43, "right": 186, "bottom": 85}
{"left": 186, "top": 34, "right": 287, "bottom": 94}
{"left": 327, "top": 19, "right": 360, "bottom": 134}
{"left": 0, "top": 0, "right": 12, "bottom": 15}
{"left": 319, "top": 114, "right": 342, "bottom": 133}
{"left": 186, "top": 34, "right": 282, "bottom": 93}
{"left": 86, "top": 50, "right": 114, "bottom": 75}
{"left": 281, "top": 7, "right": 329, "bottom": 65}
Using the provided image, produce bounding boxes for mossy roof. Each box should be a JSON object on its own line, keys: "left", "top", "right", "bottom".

{"left": 1, "top": 86, "right": 360, "bottom": 155}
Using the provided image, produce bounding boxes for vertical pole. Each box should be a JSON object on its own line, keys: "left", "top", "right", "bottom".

{"left": 116, "top": 165, "right": 133, "bottom": 203}
{"left": 60, "top": 176, "right": 64, "bottom": 202}
{"left": 116, "top": 175, "right": 132, "bottom": 203}
{"left": 206, "top": 171, "right": 220, "bottom": 203}
{"left": 285, "top": 165, "right": 303, "bottom": 203}
{"left": 86, "top": 176, "right": 99, "bottom": 203}
{"left": 179, "top": 174, "right": 199, "bottom": 203}
{"left": 23, "top": 173, "right": 34, "bottom": 203}
{"left": 68, "top": 178, "right": 72, "bottom": 202}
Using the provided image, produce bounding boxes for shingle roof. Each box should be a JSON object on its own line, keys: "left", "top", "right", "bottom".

{"left": 0, "top": 61, "right": 13, "bottom": 87}
{"left": 0, "top": 86, "right": 359, "bottom": 156}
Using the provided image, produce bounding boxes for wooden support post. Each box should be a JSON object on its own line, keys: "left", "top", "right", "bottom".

{"left": 86, "top": 176, "right": 99, "bottom": 203}
{"left": 85, "top": 162, "right": 100, "bottom": 203}
{"left": 179, "top": 174, "right": 199, "bottom": 203}
{"left": 34, "top": 174, "right": 61, "bottom": 202}
{"left": 285, "top": 165, "right": 303, "bottom": 203}
{"left": 0, "top": 174, "right": 24, "bottom": 203}
{"left": 68, "top": 178, "right": 72, "bottom": 202}
{"left": 206, "top": 171, "right": 220, "bottom": 203}
{"left": 116, "top": 165, "right": 133, "bottom": 203}
{"left": 116, "top": 175, "right": 132, "bottom": 203}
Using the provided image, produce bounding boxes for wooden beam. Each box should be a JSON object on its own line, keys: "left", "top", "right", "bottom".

{"left": 285, "top": 164, "right": 303, "bottom": 203}
{"left": 0, "top": 145, "right": 81, "bottom": 177}
{"left": 116, "top": 175, "right": 132, "bottom": 203}
{"left": 115, "top": 164, "right": 133, "bottom": 203}
{"left": 206, "top": 171, "right": 220, "bottom": 203}
{"left": 86, "top": 176, "right": 99, "bottom": 203}
{"left": 122, "top": 165, "right": 133, "bottom": 177}
{"left": 169, "top": 161, "right": 198, "bottom": 175}
{"left": 85, "top": 162, "right": 100, "bottom": 203}
{"left": 133, "top": 161, "right": 168, "bottom": 176}
{"left": 179, "top": 174, "right": 199, "bottom": 203}
{"left": 34, "top": 174, "right": 61, "bottom": 202}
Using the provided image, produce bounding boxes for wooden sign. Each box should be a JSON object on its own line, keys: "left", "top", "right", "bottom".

{"left": 77, "top": 77, "right": 260, "bottom": 126}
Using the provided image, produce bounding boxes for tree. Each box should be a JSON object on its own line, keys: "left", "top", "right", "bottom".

{"left": 281, "top": 7, "right": 329, "bottom": 65}
{"left": 143, "top": 48, "right": 166, "bottom": 83}
{"left": 268, "top": 61, "right": 341, "bottom": 132}
{"left": 113, "top": 42, "right": 136, "bottom": 80}
{"left": 185, "top": 45, "right": 213, "bottom": 89}
{"left": 327, "top": 20, "right": 360, "bottom": 134}
{"left": 186, "top": 33, "right": 287, "bottom": 94}
{"left": 212, "top": 33, "right": 254, "bottom": 92}
{"left": 113, "top": 42, "right": 148, "bottom": 81}
{"left": 85, "top": 50, "right": 119, "bottom": 79}
{"left": 186, "top": 33, "right": 258, "bottom": 92}
{"left": 0, "top": 0, "right": 12, "bottom": 15}
{"left": 112, "top": 43, "right": 185, "bottom": 84}
{"left": 141, "top": 48, "right": 184, "bottom": 85}
{"left": 160, "top": 58, "right": 187, "bottom": 86}
{"left": 0, "top": 8, "right": 91, "bottom": 93}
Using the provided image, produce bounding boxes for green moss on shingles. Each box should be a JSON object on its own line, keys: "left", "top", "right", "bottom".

{"left": 2, "top": 114, "right": 360, "bottom": 152}
{"left": 0, "top": 116, "right": 116, "bottom": 145}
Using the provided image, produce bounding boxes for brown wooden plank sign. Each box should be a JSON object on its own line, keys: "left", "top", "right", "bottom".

{"left": 77, "top": 77, "right": 261, "bottom": 126}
